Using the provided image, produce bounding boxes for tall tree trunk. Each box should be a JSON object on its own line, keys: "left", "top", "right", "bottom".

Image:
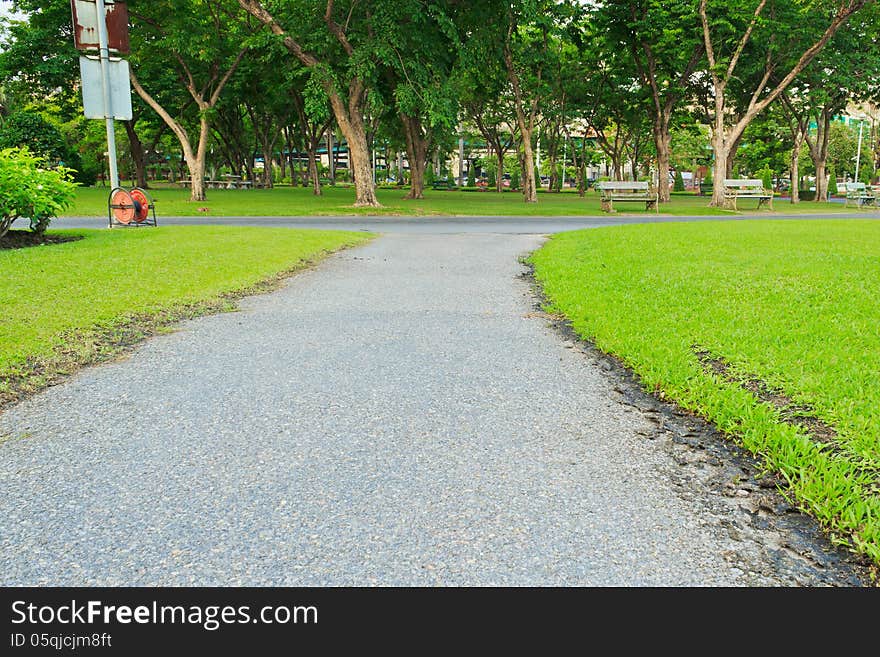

{"left": 815, "top": 160, "right": 827, "bottom": 202}
{"left": 790, "top": 129, "right": 802, "bottom": 204}
{"left": 401, "top": 115, "right": 429, "bottom": 199}
{"left": 654, "top": 122, "right": 671, "bottom": 202}
{"left": 710, "top": 118, "right": 730, "bottom": 207}
{"left": 808, "top": 109, "right": 831, "bottom": 202}
{"left": 496, "top": 151, "right": 505, "bottom": 193}
{"left": 307, "top": 148, "right": 321, "bottom": 195}
{"left": 503, "top": 21, "right": 537, "bottom": 203}
{"left": 124, "top": 120, "right": 148, "bottom": 188}
{"left": 338, "top": 109, "right": 377, "bottom": 206}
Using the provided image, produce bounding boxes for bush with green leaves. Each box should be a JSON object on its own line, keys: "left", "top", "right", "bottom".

{"left": 467, "top": 166, "right": 475, "bottom": 188}
{"left": 673, "top": 170, "right": 685, "bottom": 192}
{"left": 510, "top": 168, "right": 520, "bottom": 190}
{"left": 0, "top": 147, "right": 77, "bottom": 238}
{"left": 828, "top": 164, "right": 838, "bottom": 196}
{"left": 758, "top": 166, "right": 774, "bottom": 192}
{"left": 0, "top": 112, "right": 67, "bottom": 163}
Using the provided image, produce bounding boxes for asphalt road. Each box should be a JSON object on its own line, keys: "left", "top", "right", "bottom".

{"left": 54, "top": 211, "right": 876, "bottom": 233}
{"left": 0, "top": 215, "right": 872, "bottom": 585}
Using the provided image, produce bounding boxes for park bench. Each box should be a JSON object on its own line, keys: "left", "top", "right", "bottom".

{"left": 843, "top": 182, "right": 877, "bottom": 208}
{"left": 597, "top": 181, "right": 658, "bottom": 213}
{"left": 723, "top": 179, "right": 773, "bottom": 211}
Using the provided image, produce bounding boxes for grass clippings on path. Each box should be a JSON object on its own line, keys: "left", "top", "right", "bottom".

{"left": 0, "top": 226, "right": 372, "bottom": 409}
{"left": 530, "top": 219, "right": 880, "bottom": 572}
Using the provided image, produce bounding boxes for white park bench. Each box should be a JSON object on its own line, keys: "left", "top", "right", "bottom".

{"left": 723, "top": 179, "right": 773, "bottom": 211}
{"left": 597, "top": 181, "right": 658, "bottom": 213}
{"left": 842, "top": 182, "right": 877, "bottom": 208}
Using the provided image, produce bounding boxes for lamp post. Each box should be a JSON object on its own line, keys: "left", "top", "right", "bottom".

{"left": 854, "top": 118, "right": 864, "bottom": 183}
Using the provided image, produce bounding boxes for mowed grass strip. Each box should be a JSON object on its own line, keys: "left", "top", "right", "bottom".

{"left": 530, "top": 219, "right": 880, "bottom": 567}
{"left": 66, "top": 185, "right": 748, "bottom": 217}
{"left": 0, "top": 226, "right": 371, "bottom": 405}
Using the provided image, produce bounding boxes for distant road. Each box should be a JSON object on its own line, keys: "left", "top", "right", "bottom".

{"left": 55, "top": 212, "right": 876, "bottom": 234}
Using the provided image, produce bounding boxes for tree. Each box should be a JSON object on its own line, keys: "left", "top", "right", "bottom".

{"left": 237, "top": 0, "right": 404, "bottom": 207}
{"left": 698, "top": 0, "right": 871, "bottom": 207}
{"left": 777, "top": 7, "right": 880, "bottom": 202}
{"left": 601, "top": 0, "right": 705, "bottom": 202}
{"left": 673, "top": 170, "right": 685, "bottom": 192}
{"left": 128, "top": 1, "right": 248, "bottom": 201}
{"left": 502, "top": 1, "right": 572, "bottom": 203}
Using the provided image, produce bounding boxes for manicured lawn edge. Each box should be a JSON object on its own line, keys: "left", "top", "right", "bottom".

{"left": 529, "top": 223, "right": 880, "bottom": 577}
{"left": 0, "top": 231, "right": 373, "bottom": 412}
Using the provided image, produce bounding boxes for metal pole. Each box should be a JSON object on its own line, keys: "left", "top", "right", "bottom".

{"left": 95, "top": 0, "right": 119, "bottom": 189}
{"left": 562, "top": 136, "right": 567, "bottom": 188}
{"left": 458, "top": 134, "right": 465, "bottom": 187}
{"left": 855, "top": 120, "right": 864, "bottom": 183}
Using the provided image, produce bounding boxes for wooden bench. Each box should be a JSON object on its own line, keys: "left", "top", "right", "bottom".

{"left": 723, "top": 179, "right": 773, "bottom": 211}
{"left": 843, "top": 182, "right": 877, "bottom": 208}
{"left": 597, "top": 181, "right": 658, "bottom": 212}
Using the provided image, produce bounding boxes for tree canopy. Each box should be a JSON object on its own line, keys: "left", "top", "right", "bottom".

{"left": 1, "top": 0, "right": 877, "bottom": 205}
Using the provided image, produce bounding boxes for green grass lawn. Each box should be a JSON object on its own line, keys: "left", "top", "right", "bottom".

{"left": 530, "top": 219, "right": 880, "bottom": 569}
{"left": 64, "top": 184, "right": 867, "bottom": 218}
{"left": 0, "top": 226, "right": 371, "bottom": 405}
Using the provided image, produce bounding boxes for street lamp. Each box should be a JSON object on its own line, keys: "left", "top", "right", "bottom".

{"left": 854, "top": 117, "right": 865, "bottom": 184}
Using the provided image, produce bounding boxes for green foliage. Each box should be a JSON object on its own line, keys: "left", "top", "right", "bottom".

{"left": 532, "top": 220, "right": 880, "bottom": 567}
{"left": 487, "top": 168, "right": 496, "bottom": 188}
{"left": 510, "top": 168, "right": 520, "bottom": 190}
{"left": 828, "top": 164, "right": 838, "bottom": 195}
{"left": 859, "top": 163, "right": 872, "bottom": 185}
{"left": 673, "top": 170, "right": 685, "bottom": 192}
{"left": 704, "top": 166, "right": 713, "bottom": 184}
{"left": 554, "top": 165, "right": 563, "bottom": 192}
{"left": 0, "top": 112, "right": 67, "bottom": 162}
{"left": 425, "top": 166, "right": 435, "bottom": 185}
{"left": 0, "top": 147, "right": 77, "bottom": 238}
{"left": 827, "top": 122, "right": 858, "bottom": 178}
{"left": 759, "top": 166, "right": 773, "bottom": 192}
{"left": 467, "top": 166, "right": 476, "bottom": 188}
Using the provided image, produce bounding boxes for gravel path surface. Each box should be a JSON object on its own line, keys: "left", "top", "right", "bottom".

{"left": 0, "top": 232, "right": 865, "bottom": 585}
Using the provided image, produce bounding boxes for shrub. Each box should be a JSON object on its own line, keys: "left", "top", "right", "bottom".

{"left": 828, "top": 164, "right": 838, "bottom": 196}
{"left": 759, "top": 166, "right": 773, "bottom": 192}
{"left": 487, "top": 169, "right": 496, "bottom": 188}
{"left": 673, "top": 170, "right": 685, "bottom": 192}
{"left": 467, "top": 166, "right": 475, "bottom": 188}
{"left": 510, "top": 168, "right": 520, "bottom": 190}
{"left": 0, "top": 147, "right": 77, "bottom": 238}
{"left": 0, "top": 112, "right": 68, "bottom": 162}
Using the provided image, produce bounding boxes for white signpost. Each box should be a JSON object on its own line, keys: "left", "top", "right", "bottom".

{"left": 71, "top": 0, "right": 132, "bottom": 189}
{"left": 78, "top": 56, "right": 132, "bottom": 121}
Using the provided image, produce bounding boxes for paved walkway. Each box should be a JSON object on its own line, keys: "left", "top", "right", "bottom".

{"left": 0, "top": 230, "right": 866, "bottom": 585}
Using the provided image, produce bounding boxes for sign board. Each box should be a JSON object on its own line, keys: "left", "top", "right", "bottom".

{"left": 70, "top": 0, "right": 130, "bottom": 54}
{"left": 79, "top": 56, "right": 133, "bottom": 120}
